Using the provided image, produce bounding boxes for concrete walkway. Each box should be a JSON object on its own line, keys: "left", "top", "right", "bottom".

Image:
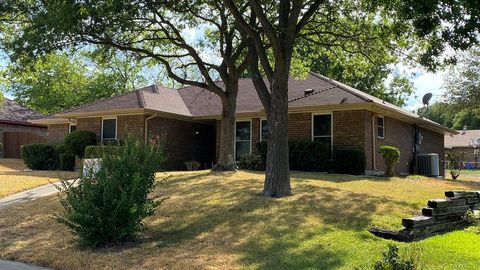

{"left": 0, "top": 179, "right": 76, "bottom": 209}
{"left": 0, "top": 260, "right": 54, "bottom": 270}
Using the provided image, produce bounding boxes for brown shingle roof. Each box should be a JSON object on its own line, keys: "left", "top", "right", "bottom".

{"left": 177, "top": 73, "right": 369, "bottom": 116}
{"left": 445, "top": 130, "right": 480, "bottom": 148}
{"left": 0, "top": 98, "right": 43, "bottom": 122}
{"left": 33, "top": 72, "right": 455, "bottom": 134}
{"left": 55, "top": 85, "right": 191, "bottom": 117}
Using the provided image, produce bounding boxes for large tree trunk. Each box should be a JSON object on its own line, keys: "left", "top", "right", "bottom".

{"left": 212, "top": 81, "right": 238, "bottom": 171}
{"left": 263, "top": 72, "right": 291, "bottom": 197}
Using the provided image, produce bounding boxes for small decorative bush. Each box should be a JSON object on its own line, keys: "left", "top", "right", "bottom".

{"left": 21, "top": 144, "right": 59, "bottom": 170}
{"left": 334, "top": 149, "right": 366, "bottom": 175}
{"left": 64, "top": 130, "right": 97, "bottom": 158}
{"left": 185, "top": 160, "right": 201, "bottom": 171}
{"left": 379, "top": 146, "right": 400, "bottom": 177}
{"left": 238, "top": 153, "right": 263, "bottom": 170}
{"left": 59, "top": 153, "right": 76, "bottom": 171}
{"left": 257, "top": 140, "right": 330, "bottom": 171}
{"left": 374, "top": 244, "right": 423, "bottom": 270}
{"left": 445, "top": 151, "right": 464, "bottom": 180}
{"left": 84, "top": 145, "right": 119, "bottom": 158}
{"left": 56, "top": 138, "right": 166, "bottom": 247}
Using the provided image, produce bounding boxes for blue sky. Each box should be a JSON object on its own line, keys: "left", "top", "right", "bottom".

{"left": 402, "top": 68, "right": 445, "bottom": 111}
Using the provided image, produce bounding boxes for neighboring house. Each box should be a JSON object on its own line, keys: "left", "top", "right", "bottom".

{"left": 0, "top": 98, "right": 46, "bottom": 158}
{"left": 31, "top": 73, "right": 455, "bottom": 175}
{"left": 445, "top": 129, "right": 480, "bottom": 169}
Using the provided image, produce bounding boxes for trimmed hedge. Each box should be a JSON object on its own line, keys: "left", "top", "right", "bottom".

{"left": 22, "top": 144, "right": 59, "bottom": 170}
{"left": 84, "top": 145, "right": 120, "bottom": 158}
{"left": 333, "top": 149, "right": 366, "bottom": 175}
{"left": 64, "top": 130, "right": 97, "bottom": 158}
{"left": 59, "top": 153, "right": 76, "bottom": 171}
{"left": 257, "top": 140, "right": 331, "bottom": 171}
{"left": 257, "top": 141, "right": 366, "bottom": 174}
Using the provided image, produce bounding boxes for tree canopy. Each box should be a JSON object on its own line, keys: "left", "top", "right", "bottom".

{"left": 0, "top": 50, "right": 146, "bottom": 114}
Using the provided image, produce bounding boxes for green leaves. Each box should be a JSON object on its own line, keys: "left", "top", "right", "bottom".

{"left": 0, "top": 50, "right": 146, "bottom": 114}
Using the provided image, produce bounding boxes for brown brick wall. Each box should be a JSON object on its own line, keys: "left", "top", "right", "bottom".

{"left": 148, "top": 116, "right": 216, "bottom": 170}
{"left": 333, "top": 110, "right": 367, "bottom": 151}
{"left": 252, "top": 118, "right": 260, "bottom": 152}
{"left": 288, "top": 113, "right": 311, "bottom": 140}
{"left": 77, "top": 117, "right": 102, "bottom": 140}
{"left": 117, "top": 115, "right": 145, "bottom": 140}
{"left": 372, "top": 116, "right": 415, "bottom": 175}
{"left": 46, "top": 124, "right": 69, "bottom": 144}
{"left": 419, "top": 127, "right": 445, "bottom": 176}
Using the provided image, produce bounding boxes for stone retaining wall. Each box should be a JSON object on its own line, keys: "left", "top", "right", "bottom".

{"left": 370, "top": 190, "right": 479, "bottom": 241}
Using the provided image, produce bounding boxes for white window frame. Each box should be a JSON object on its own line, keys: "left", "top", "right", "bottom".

{"left": 377, "top": 116, "right": 385, "bottom": 139}
{"left": 234, "top": 119, "right": 252, "bottom": 160}
{"left": 259, "top": 117, "right": 268, "bottom": 142}
{"left": 101, "top": 117, "right": 117, "bottom": 141}
{"left": 68, "top": 123, "right": 77, "bottom": 134}
{"left": 311, "top": 112, "right": 333, "bottom": 151}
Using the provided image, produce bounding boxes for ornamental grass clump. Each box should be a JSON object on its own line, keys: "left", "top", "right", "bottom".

{"left": 56, "top": 138, "right": 166, "bottom": 247}
{"left": 379, "top": 146, "right": 400, "bottom": 177}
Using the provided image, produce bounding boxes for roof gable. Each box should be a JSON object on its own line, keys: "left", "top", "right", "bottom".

{"left": 0, "top": 99, "right": 43, "bottom": 122}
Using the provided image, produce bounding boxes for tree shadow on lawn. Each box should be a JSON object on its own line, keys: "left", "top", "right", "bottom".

{"left": 142, "top": 172, "right": 417, "bottom": 269}
{"left": 0, "top": 171, "right": 422, "bottom": 269}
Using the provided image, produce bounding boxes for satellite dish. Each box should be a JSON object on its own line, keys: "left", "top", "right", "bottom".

{"left": 422, "top": 93, "right": 433, "bottom": 106}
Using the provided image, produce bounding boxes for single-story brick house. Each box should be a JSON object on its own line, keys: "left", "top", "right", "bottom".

{"left": 0, "top": 98, "right": 46, "bottom": 158}
{"left": 445, "top": 129, "right": 480, "bottom": 169}
{"left": 31, "top": 73, "right": 455, "bottom": 175}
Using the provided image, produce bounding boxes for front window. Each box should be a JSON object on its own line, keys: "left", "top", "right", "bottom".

{"left": 69, "top": 124, "right": 77, "bottom": 133}
{"left": 102, "top": 118, "right": 117, "bottom": 141}
{"left": 377, "top": 116, "right": 385, "bottom": 139}
{"left": 313, "top": 114, "right": 332, "bottom": 146}
{"left": 260, "top": 119, "right": 268, "bottom": 141}
{"left": 235, "top": 121, "right": 251, "bottom": 160}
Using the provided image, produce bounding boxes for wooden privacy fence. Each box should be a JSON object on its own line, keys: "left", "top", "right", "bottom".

{"left": 3, "top": 131, "right": 46, "bottom": 158}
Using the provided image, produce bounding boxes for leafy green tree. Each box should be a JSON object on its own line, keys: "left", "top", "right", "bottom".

{"left": 0, "top": 0, "right": 250, "bottom": 171}
{"left": 295, "top": 12, "right": 414, "bottom": 106}
{"left": 418, "top": 102, "right": 480, "bottom": 130}
{"left": 417, "top": 102, "right": 455, "bottom": 128}
{"left": 444, "top": 46, "right": 480, "bottom": 111}
{"left": 0, "top": 51, "right": 146, "bottom": 114}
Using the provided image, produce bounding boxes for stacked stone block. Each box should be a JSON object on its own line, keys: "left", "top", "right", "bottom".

{"left": 370, "top": 190, "right": 479, "bottom": 241}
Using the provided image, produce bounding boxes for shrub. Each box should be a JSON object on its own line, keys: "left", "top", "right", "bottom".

{"left": 185, "top": 160, "right": 201, "bottom": 171}
{"left": 21, "top": 144, "right": 59, "bottom": 170}
{"left": 334, "top": 149, "right": 366, "bottom": 175}
{"left": 238, "top": 153, "right": 263, "bottom": 170}
{"left": 55, "top": 138, "right": 166, "bottom": 247}
{"left": 59, "top": 153, "right": 76, "bottom": 171}
{"left": 465, "top": 209, "right": 480, "bottom": 232}
{"left": 84, "top": 145, "right": 119, "bottom": 158}
{"left": 379, "top": 146, "right": 400, "bottom": 177}
{"left": 445, "top": 151, "right": 464, "bottom": 180}
{"left": 64, "top": 130, "right": 97, "bottom": 158}
{"left": 256, "top": 140, "right": 330, "bottom": 171}
{"left": 374, "top": 244, "right": 423, "bottom": 270}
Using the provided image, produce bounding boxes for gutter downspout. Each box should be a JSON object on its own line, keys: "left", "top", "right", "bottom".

{"left": 144, "top": 113, "right": 157, "bottom": 142}
{"left": 372, "top": 114, "right": 376, "bottom": 171}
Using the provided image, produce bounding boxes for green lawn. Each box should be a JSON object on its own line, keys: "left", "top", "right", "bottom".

{"left": 0, "top": 171, "right": 479, "bottom": 269}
